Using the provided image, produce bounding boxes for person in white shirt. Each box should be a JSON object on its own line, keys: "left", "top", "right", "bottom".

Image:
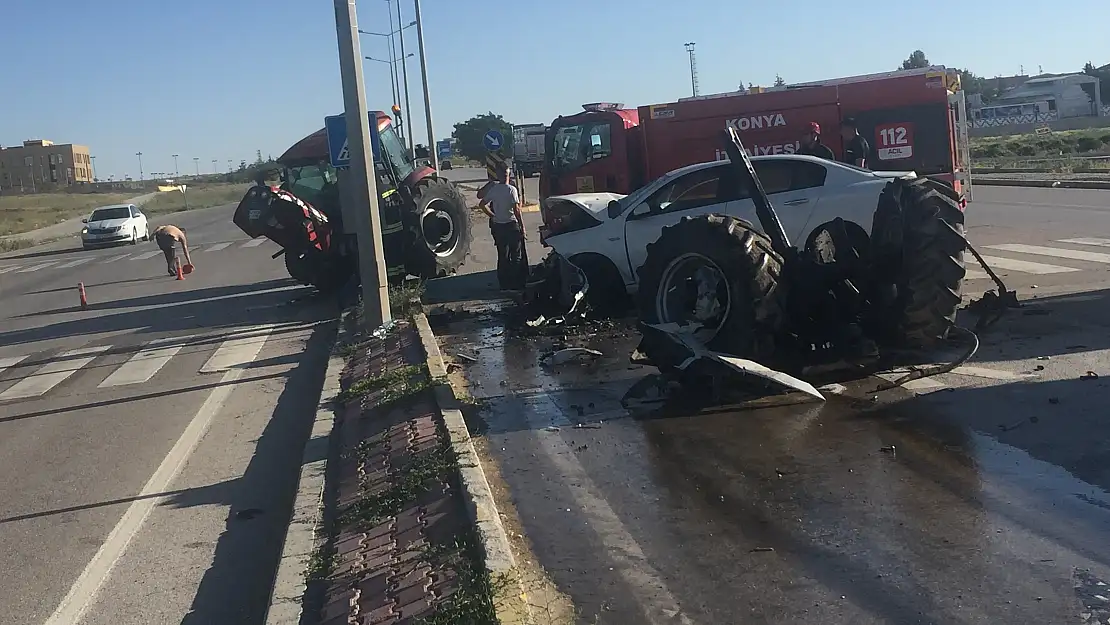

{"left": 477, "top": 165, "right": 527, "bottom": 290}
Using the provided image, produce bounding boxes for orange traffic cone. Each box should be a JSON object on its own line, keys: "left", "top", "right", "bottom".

{"left": 175, "top": 259, "right": 185, "bottom": 281}
{"left": 78, "top": 282, "right": 88, "bottom": 310}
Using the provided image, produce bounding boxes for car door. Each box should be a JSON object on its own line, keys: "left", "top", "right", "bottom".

{"left": 622, "top": 164, "right": 739, "bottom": 282}
{"left": 738, "top": 159, "right": 829, "bottom": 244}
{"left": 129, "top": 205, "right": 143, "bottom": 235}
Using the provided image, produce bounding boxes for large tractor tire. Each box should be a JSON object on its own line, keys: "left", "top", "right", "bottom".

{"left": 406, "top": 177, "right": 473, "bottom": 279}
{"left": 635, "top": 214, "right": 786, "bottom": 372}
{"left": 285, "top": 249, "right": 352, "bottom": 295}
{"left": 870, "top": 177, "right": 967, "bottom": 348}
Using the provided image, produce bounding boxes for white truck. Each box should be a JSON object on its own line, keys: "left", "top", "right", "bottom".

{"left": 512, "top": 123, "right": 546, "bottom": 178}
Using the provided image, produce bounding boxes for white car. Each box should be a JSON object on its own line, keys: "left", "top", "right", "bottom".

{"left": 81, "top": 204, "right": 150, "bottom": 249}
{"left": 539, "top": 154, "right": 917, "bottom": 297}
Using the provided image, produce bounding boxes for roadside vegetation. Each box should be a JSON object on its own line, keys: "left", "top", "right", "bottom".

{"left": 971, "top": 128, "right": 1110, "bottom": 170}
{"left": 0, "top": 190, "right": 138, "bottom": 238}
{"left": 140, "top": 183, "right": 250, "bottom": 215}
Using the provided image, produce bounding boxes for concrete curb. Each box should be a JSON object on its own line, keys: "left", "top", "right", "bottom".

{"left": 972, "top": 177, "right": 1110, "bottom": 190}
{"left": 413, "top": 312, "right": 516, "bottom": 573}
{"left": 261, "top": 311, "right": 348, "bottom": 625}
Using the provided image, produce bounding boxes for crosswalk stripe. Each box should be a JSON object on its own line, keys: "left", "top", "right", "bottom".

{"left": 17, "top": 261, "right": 59, "bottom": 273}
{"left": 97, "top": 340, "right": 187, "bottom": 388}
{"left": 1058, "top": 237, "right": 1110, "bottom": 248}
{"left": 0, "top": 355, "right": 29, "bottom": 374}
{"left": 56, "top": 258, "right": 94, "bottom": 269}
{"left": 241, "top": 239, "right": 266, "bottom": 248}
{"left": 203, "top": 242, "right": 232, "bottom": 252}
{"left": 101, "top": 254, "right": 130, "bottom": 264}
{"left": 0, "top": 345, "right": 112, "bottom": 401}
{"left": 131, "top": 251, "right": 161, "bottom": 260}
{"left": 974, "top": 255, "right": 1079, "bottom": 275}
{"left": 986, "top": 243, "right": 1110, "bottom": 265}
{"left": 199, "top": 325, "right": 274, "bottom": 373}
{"left": 0, "top": 266, "right": 20, "bottom": 274}
{"left": 964, "top": 269, "right": 989, "bottom": 280}
{"left": 950, "top": 366, "right": 1033, "bottom": 381}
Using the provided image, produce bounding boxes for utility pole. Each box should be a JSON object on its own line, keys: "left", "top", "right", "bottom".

{"left": 228, "top": 159, "right": 234, "bottom": 172}
{"left": 172, "top": 154, "right": 180, "bottom": 176}
{"left": 212, "top": 159, "right": 217, "bottom": 173}
{"left": 90, "top": 156, "right": 96, "bottom": 181}
{"left": 684, "top": 42, "right": 700, "bottom": 97}
{"left": 414, "top": 0, "right": 438, "bottom": 172}
{"left": 136, "top": 151, "right": 144, "bottom": 181}
{"left": 384, "top": 0, "right": 403, "bottom": 140}
{"left": 193, "top": 157, "right": 200, "bottom": 176}
{"left": 395, "top": 0, "right": 414, "bottom": 154}
{"left": 335, "top": 0, "right": 391, "bottom": 327}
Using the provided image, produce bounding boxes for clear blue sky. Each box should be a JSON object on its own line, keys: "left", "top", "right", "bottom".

{"left": 1, "top": 0, "right": 1107, "bottom": 179}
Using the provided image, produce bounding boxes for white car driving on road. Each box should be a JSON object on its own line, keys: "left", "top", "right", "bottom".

{"left": 81, "top": 204, "right": 150, "bottom": 250}
{"left": 538, "top": 154, "right": 920, "bottom": 299}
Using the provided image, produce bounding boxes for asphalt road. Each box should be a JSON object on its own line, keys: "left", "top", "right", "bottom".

{"left": 0, "top": 203, "right": 337, "bottom": 624}
{"left": 429, "top": 186, "right": 1110, "bottom": 624}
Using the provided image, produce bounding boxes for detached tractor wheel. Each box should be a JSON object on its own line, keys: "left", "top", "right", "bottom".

{"left": 635, "top": 214, "right": 786, "bottom": 372}
{"left": 871, "top": 177, "right": 967, "bottom": 348}
{"left": 406, "top": 177, "right": 473, "bottom": 279}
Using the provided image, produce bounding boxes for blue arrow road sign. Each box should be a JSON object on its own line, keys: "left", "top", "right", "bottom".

{"left": 325, "top": 113, "right": 381, "bottom": 168}
{"left": 483, "top": 130, "right": 504, "bottom": 152}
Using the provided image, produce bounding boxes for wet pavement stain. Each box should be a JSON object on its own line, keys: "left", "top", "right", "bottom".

{"left": 434, "top": 312, "right": 1110, "bottom": 625}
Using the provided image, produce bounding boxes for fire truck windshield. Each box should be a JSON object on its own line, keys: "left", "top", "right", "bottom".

{"left": 378, "top": 124, "right": 415, "bottom": 180}
{"left": 550, "top": 121, "right": 611, "bottom": 173}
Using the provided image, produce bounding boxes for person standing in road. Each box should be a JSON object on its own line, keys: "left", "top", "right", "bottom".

{"left": 151, "top": 224, "right": 193, "bottom": 276}
{"left": 477, "top": 166, "right": 527, "bottom": 291}
{"left": 839, "top": 117, "right": 871, "bottom": 168}
{"left": 797, "top": 122, "right": 835, "bottom": 160}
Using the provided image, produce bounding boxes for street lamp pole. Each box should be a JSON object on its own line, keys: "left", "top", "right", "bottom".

{"left": 136, "top": 152, "right": 144, "bottom": 181}
{"left": 364, "top": 56, "right": 399, "bottom": 107}
{"left": 172, "top": 154, "right": 180, "bottom": 176}
{"left": 193, "top": 157, "right": 200, "bottom": 176}
{"left": 335, "top": 0, "right": 391, "bottom": 328}
{"left": 384, "top": 1, "right": 402, "bottom": 139}
{"left": 90, "top": 156, "right": 97, "bottom": 181}
{"left": 413, "top": 0, "right": 438, "bottom": 171}
{"left": 211, "top": 159, "right": 217, "bottom": 173}
{"left": 394, "top": 0, "right": 414, "bottom": 154}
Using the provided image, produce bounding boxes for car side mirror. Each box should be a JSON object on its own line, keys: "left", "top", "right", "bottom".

{"left": 607, "top": 199, "right": 622, "bottom": 219}
{"left": 82, "top": 218, "right": 88, "bottom": 223}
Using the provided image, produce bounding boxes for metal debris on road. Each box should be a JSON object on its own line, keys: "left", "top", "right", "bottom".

{"left": 371, "top": 319, "right": 397, "bottom": 339}
{"left": 453, "top": 352, "right": 478, "bottom": 363}
{"left": 1081, "top": 371, "right": 1099, "bottom": 380}
{"left": 541, "top": 347, "right": 603, "bottom": 367}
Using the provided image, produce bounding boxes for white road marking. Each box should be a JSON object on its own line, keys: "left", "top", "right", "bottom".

{"left": 0, "top": 345, "right": 112, "bottom": 401}
{"left": 130, "top": 251, "right": 161, "bottom": 260}
{"left": 97, "top": 338, "right": 190, "bottom": 388}
{"left": 986, "top": 243, "right": 1110, "bottom": 265}
{"left": 199, "top": 325, "right": 274, "bottom": 373}
{"left": 526, "top": 393, "right": 694, "bottom": 625}
{"left": 241, "top": 238, "right": 266, "bottom": 248}
{"left": 202, "top": 242, "right": 232, "bottom": 252}
{"left": 43, "top": 366, "right": 246, "bottom": 625}
{"left": 964, "top": 269, "right": 989, "bottom": 280}
{"left": 950, "top": 366, "right": 1033, "bottom": 381}
{"left": 973, "top": 255, "right": 1079, "bottom": 275}
{"left": 0, "top": 355, "right": 29, "bottom": 374}
{"left": 101, "top": 254, "right": 130, "bottom": 264}
{"left": 17, "top": 261, "right": 59, "bottom": 273}
{"left": 56, "top": 258, "right": 94, "bottom": 269}
{"left": 1057, "top": 237, "right": 1110, "bottom": 248}
{"left": 0, "top": 266, "right": 20, "bottom": 274}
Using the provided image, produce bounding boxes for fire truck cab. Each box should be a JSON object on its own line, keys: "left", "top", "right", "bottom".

{"left": 540, "top": 66, "right": 973, "bottom": 205}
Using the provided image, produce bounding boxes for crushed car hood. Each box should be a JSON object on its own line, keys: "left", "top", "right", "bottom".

{"left": 542, "top": 192, "right": 627, "bottom": 218}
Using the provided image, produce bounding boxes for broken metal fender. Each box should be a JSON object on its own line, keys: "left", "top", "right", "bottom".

{"left": 640, "top": 322, "right": 826, "bottom": 401}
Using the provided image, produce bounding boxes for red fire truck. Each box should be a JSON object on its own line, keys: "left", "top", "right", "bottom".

{"left": 539, "top": 65, "right": 974, "bottom": 203}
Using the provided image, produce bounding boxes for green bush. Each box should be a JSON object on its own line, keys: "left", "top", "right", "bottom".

{"left": 1077, "top": 137, "right": 1102, "bottom": 152}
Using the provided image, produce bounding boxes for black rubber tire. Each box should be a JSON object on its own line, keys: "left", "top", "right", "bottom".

{"left": 569, "top": 253, "right": 629, "bottom": 317}
{"left": 284, "top": 250, "right": 316, "bottom": 286}
{"left": 635, "top": 214, "right": 786, "bottom": 371}
{"left": 870, "top": 177, "right": 966, "bottom": 348}
{"left": 406, "top": 177, "right": 473, "bottom": 279}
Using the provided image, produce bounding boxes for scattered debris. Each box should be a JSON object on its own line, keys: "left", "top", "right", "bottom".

{"left": 573, "top": 423, "right": 602, "bottom": 429}
{"left": 880, "top": 446, "right": 896, "bottom": 455}
{"left": 1033, "top": 365, "right": 1045, "bottom": 371}
{"left": 1000, "top": 419, "right": 1028, "bottom": 432}
{"left": 1081, "top": 371, "right": 1099, "bottom": 380}
{"left": 542, "top": 426, "right": 560, "bottom": 432}
{"left": 371, "top": 319, "right": 397, "bottom": 340}
{"left": 453, "top": 352, "right": 478, "bottom": 363}
{"left": 541, "top": 347, "right": 603, "bottom": 367}
{"left": 1037, "top": 356, "right": 1051, "bottom": 361}
{"left": 1049, "top": 397, "right": 1060, "bottom": 405}
{"left": 751, "top": 547, "right": 776, "bottom": 553}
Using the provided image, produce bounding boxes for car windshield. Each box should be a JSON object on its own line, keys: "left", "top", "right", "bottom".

{"left": 378, "top": 124, "right": 415, "bottom": 180}
{"left": 90, "top": 207, "right": 130, "bottom": 221}
{"left": 550, "top": 120, "right": 611, "bottom": 173}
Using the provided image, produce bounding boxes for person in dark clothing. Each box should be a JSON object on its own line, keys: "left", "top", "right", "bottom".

{"left": 477, "top": 166, "right": 527, "bottom": 291}
{"left": 839, "top": 117, "right": 870, "bottom": 168}
{"left": 797, "top": 121, "right": 835, "bottom": 160}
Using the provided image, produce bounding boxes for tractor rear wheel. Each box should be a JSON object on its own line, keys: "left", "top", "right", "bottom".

{"left": 635, "top": 214, "right": 786, "bottom": 372}
{"left": 870, "top": 177, "right": 967, "bottom": 348}
{"left": 406, "top": 177, "right": 473, "bottom": 279}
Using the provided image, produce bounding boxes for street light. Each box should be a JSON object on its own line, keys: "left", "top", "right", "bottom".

{"left": 414, "top": 0, "right": 438, "bottom": 171}
{"left": 211, "top": 159, "right": 217, "bottom": 173}
{"left": 364, "top": 55, "right": 399, "bottom": 108}
{"left": 136, "top": 152, "right": 144, "bottom": 181}
{"left": 172, "top": 154, "right": 180, "bottom": 176}
{"left": 90, "top": 156, "right": 97, "bottom": 181}
{"left": 358, "top": 17, "right": 415, "bottom": 140}
{"left": 193, "top": 157, "right": 200, "bottom": 176}
{"left": 390, "top": 0, "right": 414, "bottom": 153}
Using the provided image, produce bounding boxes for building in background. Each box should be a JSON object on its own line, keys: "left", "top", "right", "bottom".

{"left": 970, "top": 73, "right": 1104, "bottom": 130}
{"left": 0, "top": 139, "right": 93, "bottom": 191}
